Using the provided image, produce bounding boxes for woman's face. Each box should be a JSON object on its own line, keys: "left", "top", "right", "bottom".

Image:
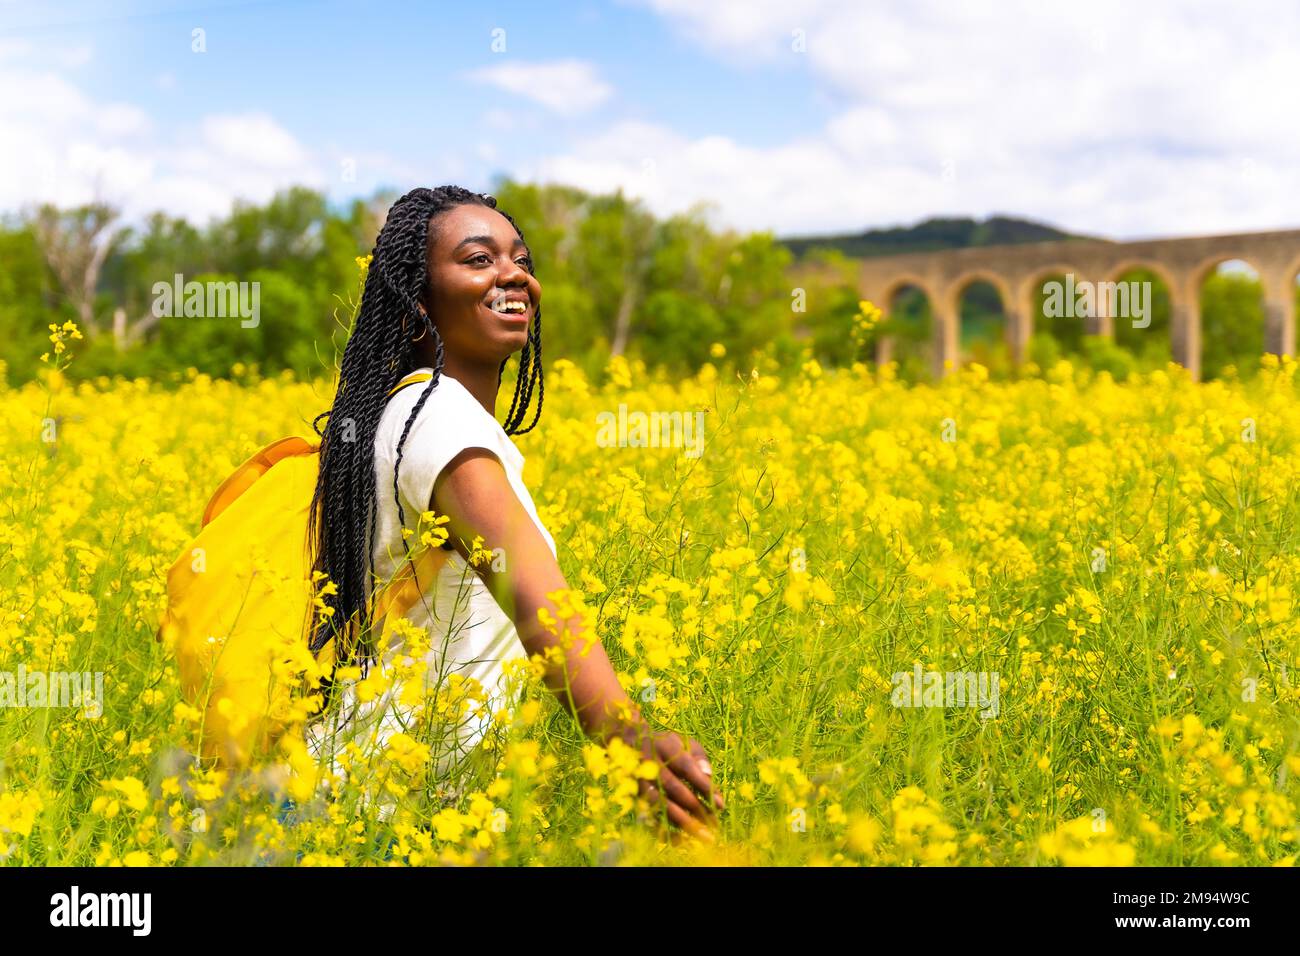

{"left": 417, "top": 203, "right": 541, "bottom": 366}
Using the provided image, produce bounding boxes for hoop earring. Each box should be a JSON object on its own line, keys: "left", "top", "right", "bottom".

{"left": 411, "top": 308, "right": 429, "bottom": 343}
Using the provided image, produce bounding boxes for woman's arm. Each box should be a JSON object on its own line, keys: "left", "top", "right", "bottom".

{"left": 430, "top": 448, "right": 723, "bottom": 838}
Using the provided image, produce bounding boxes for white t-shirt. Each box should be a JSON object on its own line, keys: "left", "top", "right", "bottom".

{"left": 305, "top": 370, "right": 556, "bottom": 795}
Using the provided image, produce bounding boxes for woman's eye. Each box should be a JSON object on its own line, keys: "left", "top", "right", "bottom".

{"left": 467, "top": 252, "right": 531, "bottom": 268}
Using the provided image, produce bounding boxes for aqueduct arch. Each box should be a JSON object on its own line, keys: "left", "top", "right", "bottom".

{"left": 853, "top": 228, "right": 1300, "bottom": 378}
{"left": 879, "top": 274, "right": 938, "bottom": 322}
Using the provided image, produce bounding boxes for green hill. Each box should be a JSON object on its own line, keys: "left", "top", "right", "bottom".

{"left": 780, "top": 215, "right": 1086, "bottom": 260}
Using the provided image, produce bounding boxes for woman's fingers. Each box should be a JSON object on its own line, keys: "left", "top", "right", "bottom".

{"left": 657, "top": 766, "right": 709, "bottom": 821}
{"left": 686, "top": 738, "right": 724, "bottom": 810}
{"left": 664, "top": 797, "right": 715, "bottom": 843}
{"left": 639, "top": 771, "right": 718, "bottom": 843}
{"left": 663, "top": 737, "right": 723, "bottom": 813}
{"left": 629, "top": 728, "right": 724, "bottom": 841}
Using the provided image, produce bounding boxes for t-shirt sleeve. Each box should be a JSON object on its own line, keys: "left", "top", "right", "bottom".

{"left": 391, "top": 384, "right": 505, "bottom": 520}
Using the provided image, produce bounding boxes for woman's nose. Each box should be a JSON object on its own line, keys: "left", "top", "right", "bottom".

{"left": 500, "top": 257, "right": 530, "bottom": 282}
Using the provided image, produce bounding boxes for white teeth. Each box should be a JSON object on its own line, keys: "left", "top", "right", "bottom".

{"left": 493, "top": 300, "right": 526, "bottom": 313}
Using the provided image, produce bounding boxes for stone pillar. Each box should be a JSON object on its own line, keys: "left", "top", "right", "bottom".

{"left": 1010, "top": 285, "right": 1035, "bottom": 365}
{"left": 1170, "top": 288, "right": 1201, "bottom": 381}
{"left": 1005, "top": 308, "right": 1031, "bottom": 364}
{"left": 933, "top": 299, "right": 960, "bottom": 377}
{"left": 1090, "top": 277, "right": 1115, "bottom": 337}
{"left": 875, "top": 335, "right": 895, "bottom": 367}
{"left": 1262, "top": 273, "right": 1296, "bottom": 358}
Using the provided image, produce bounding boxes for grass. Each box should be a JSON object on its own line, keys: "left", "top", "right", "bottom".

{"left": 1, "top": 338, "right": 1298, "bottom": 866}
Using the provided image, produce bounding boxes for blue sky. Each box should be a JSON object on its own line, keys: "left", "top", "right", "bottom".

{"left": 2, "top": 1, "right": 832, "bottom": 164}
{"left": 2, "top": 0, "right": 1298, "bottom": 239}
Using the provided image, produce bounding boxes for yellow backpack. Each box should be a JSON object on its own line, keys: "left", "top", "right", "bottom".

{"left": 156, "top": 372, "right": 450, "bottom": 768}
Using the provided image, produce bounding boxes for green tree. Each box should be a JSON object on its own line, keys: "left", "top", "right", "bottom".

{"left": 1113, "top": 268, "right": 1171, "bottom": 368}
{"left": 0, "top": 223, "right": 62, "bottom": 384}
{"left": 1201, "top": 271, "right": 1264, "bottom": 379}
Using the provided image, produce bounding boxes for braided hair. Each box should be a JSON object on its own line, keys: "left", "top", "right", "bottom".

{"left": 306, "top": 185, "right": 544, "bottom": 671}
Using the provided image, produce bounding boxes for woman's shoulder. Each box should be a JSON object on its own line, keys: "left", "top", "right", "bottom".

{"left": 377, "top": 372, "right": 511, "bottom": 459}
{"left": 383, "top": 371, "right": 477, "bottom": 422}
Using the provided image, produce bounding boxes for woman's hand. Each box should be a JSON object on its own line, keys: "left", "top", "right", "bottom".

{"left": 608, "top": 716, "right": 724, "bottom": 842}
{"left": 430, "top": 450, "right": 724, "bottom": 843}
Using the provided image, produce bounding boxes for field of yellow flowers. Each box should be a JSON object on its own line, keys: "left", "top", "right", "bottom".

{"left": 2, "top": 325, "right": 1299, "bottom": 866}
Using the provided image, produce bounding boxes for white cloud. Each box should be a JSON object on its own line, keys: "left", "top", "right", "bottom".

{"left": 146, "top": 114, "right": 328, "bottom": 222}
{"left": 96, "top": 103, "right": 151, "bottom": 138}
{"left": 464, "top": 58, "right": 614, "bottom": 116}
{"left": 612, "top": 0, "right": 1300, "bottom": 238}
{"left": 53, "top": 43, "right": 92, "bottom": 69}
{"left": 4, "top": 3, "right": 1299, "bottom": 242}
{"left": 0, "top": 38, "right": 32, "bottom": 61}
{"left": 0, "top": 57, "right": 160, "bottom": 214}
{"left": 0, "top": 41, "right": 334, "bottom": 225}
{"left": 482, "top": 108, "right": 546, "bottom": 134}
{"left": 520, "top": 119, "right": 897, "bottom": 235}
{"left": 631, "top": 0, "right": 837, "bottom": 63}
{"left": 198, "top": 113, "right": 312, "bottom": 170}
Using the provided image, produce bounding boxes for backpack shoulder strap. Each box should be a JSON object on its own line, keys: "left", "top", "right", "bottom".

{"left": 198, "top": 373, "right": 434, "bottom": 529}
{"left": 201, "top": 435, "right": 318, "bottom": 528}
{"left": 387, "top": 371, "right": 433, "bottom": 398}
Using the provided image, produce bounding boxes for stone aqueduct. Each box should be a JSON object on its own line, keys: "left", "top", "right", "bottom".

{"left": 847, "top": 229, "right": 1300, "bottom": 379}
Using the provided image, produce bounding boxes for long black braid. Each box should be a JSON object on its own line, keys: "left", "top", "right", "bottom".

{"left": 306, "top": 185, "right": 545, "bottom": 673}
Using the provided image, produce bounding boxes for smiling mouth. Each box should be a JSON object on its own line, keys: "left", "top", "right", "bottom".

{"left": 484, "top": 301, "right": 531, "bottom": 322}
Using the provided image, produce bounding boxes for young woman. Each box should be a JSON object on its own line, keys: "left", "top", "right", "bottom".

{"left": 304, "top": 185, "right": 722, "bottom": 841}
